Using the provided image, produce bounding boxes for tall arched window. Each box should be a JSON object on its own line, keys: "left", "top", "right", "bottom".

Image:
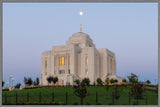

{"left": 62, "top": 57, "right": 65, "bottom": 65}
{"left": 45, "top": 57, "right": 47, "bottom": 69}
{"left": 86, "top": 57, "right": 88, "bottom": 65}
{"left": 68, "top": 56, "right": 70, "bottom": 65}
{"left": 59, "top": 56, "right": 65, "bottom": 66}
{"left": 86, "top": 69, "right": 88, "bottom": 75}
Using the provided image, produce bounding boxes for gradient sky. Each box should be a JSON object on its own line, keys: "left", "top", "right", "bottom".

{"left": 3, "top": 3, "right": 158, "bottom": 87}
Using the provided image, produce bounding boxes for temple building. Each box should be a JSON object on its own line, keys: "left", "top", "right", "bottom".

{"left": 40, "top": 25, "right": 123, "bottom": 86}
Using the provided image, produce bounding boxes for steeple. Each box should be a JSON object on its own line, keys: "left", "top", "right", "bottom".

{"left": 80, "top": 24, "right": 82, "bottom": 32}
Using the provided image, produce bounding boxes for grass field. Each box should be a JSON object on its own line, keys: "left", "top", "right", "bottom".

{"left": 2, "top": 86, "right": 158, "bottom": 105}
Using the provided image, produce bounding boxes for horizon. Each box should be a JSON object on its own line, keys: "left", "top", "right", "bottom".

{"left": 2, "top": 3, "right": 158, "bottom": 87}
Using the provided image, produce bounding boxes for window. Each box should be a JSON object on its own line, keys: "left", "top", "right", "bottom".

{"left": 68, "top": 69, "right": 70, "bottom": 74}
{"left": 85, "top": 69, "right": 88, "bottom": 75}
{"left": 68, "top": 56, "right": 70, "bottom": 65}
{"left": 66, "top": 82, "right": 70, "bottom": 86}
{"left": 45, "top": 59, "right": 47, "bottom": 69}
{"left": 75, "top": 44, "right": 79, "bottom": 47}
{"left": 59, "top": 70, "right": 65, "bottom": 74}
{"left": 62, "top": 57, "right": 64, "bottom": 65}
{"left": 45, "top": 72, "right": 47, "bottom": 75}
{"left": 86, "top": 57, "right": 88, "bottom": 65}
{"left": 59, "top": 56, "right": 65, "bottom": 66}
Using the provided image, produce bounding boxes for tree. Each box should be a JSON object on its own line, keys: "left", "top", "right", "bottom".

{"left": 24, "top": 77, "right": 28, "bottom": 84}
{"left": 131, "top": 82, "right": 145, "bottom": 99}
{"left": 112, "top": 85, "right": 123, "bottom": 104}
{"left": 33, "top": 80, "right": 37, "bottom": 86}
{"left": 36, "top": 77, "right": 39, "bottom": 85}
{"left": 28, "top": 77, "right": 33, "bottom": 86}
{"left": 105, "top": 74, "right": 110, "bottom": 85}
{"left": 96, "top": 78, "right": 103, "bottom": 86}
{"left": 114, "top": 79, "right": 118, "bottom": 83}
{"left": 2, "top": 81, "right": 4, "bottom": 88}
{"left": 53, "top": 77, "right": 58, "bottom": 85}
{"left": 33, "top": 77, "right": 40, "bottom": 86}
{"left": 105, "top": 73, "right": 110, "bottom": 91}
{"left": 73, "top": 80, "right": 87, "bottom": 105}
{"left": 122, "top": 78, "right": 127, "bottom": 82}
{"left": 127, "top": 73, "right": 138, "bottom": 83}
{"left": 74, "top": 79, "right": 80, "bottom": 86}
{"left": 15, "top": 83, "right": 21, "bottom": 89}
{"left": 127, "top": 73, "right": 145, "bottom": 100}
{"left": 24, "top": 77, "right": 33, "bottom": 86}
{"left": 110, "top": 79, "right": 115, "bottom": 84}
{"left": 146, "top": 80, "right": 151, "bottom": 84}
{"left": 82, "top": 78, "right": 90, "bottom": 86}
{"left": 47, "top": 76, "right": 53, "bottom": 85}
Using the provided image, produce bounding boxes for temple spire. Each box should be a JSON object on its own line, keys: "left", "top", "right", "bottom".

{"left": 80, "top": 24, "right": 82, "bottom": 32}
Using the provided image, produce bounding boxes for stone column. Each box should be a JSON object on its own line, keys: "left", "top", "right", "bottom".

{"left": 114, "top": 58, "right": 116, "bottom": 75}
{"left": 96, "top": 55, "right": 99, "bottom": 79}
{"left": 51, "top": 52, "right": 55, "bottom": 76}
{"left": 108, "top": 56, "right": 110, "bottom": 75}
{"left": 54, "top": 55, "right": 56, "bottom": 75}
{"left": 56, "top": 55, "right": 59, "bottom": 74}
{"left": 65, "top": 53, "right": 68, "bottom": 74}
{"left": 110, "top": 58, "right": 112, "bottom": 75}
{"left": 112, "top": 58, "right": 114, "bottom": 75}
{"left": 71, "top": 46, "right": 76, "bottom": 74}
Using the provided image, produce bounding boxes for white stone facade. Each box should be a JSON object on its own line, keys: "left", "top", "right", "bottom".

{"left": 40, "top": 32, "right": 123, "bottom": 86}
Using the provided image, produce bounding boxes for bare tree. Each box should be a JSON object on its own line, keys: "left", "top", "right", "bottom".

{"left": 73, "top": 79, "right": 87, "bottom": 105}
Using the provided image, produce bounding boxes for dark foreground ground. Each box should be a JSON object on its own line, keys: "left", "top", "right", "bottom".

{"left": 2, "top": 86, "right": 158, "bottom": 105}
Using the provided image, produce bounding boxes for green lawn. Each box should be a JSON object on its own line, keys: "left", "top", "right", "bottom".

{"left": 2, "top": 86, "right": 158, "bottom": 105}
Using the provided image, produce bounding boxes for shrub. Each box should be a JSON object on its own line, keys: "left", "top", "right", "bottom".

{"left": 74, "top": 79, "right": 80, "bottom": 85}
{"left": 110, "top": 79, "right": 115, "bottom": 84}
{"left": 96, "top": 78, "right": 103, "bottom": 86}
{"left": 146, "top": 80, "right": 151, "bottom": 84}
{"left": 82, "top": 78, "right": 90, "bottom": 86}
{"left": 122, "top": 79, "right": 127, "bottom": 82}
{"left": 53, "top": 77, "right": 58, "bottom": 85}
{"left": 114, "top": 79, "right": 118, "bottom": 83}
{"left": 47, "top": 76, "right": 53, "bottom": 85}
{"left": 15, "top": 83, "right": 21, "bottom": 89}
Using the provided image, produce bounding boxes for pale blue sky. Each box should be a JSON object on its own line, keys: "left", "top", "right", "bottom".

{"left": 3, "top": 3, "right": 158, "bottom": 87}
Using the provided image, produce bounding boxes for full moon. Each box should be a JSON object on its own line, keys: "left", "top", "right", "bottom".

{"left": 79, "top": 11, "right": 83, "bottom": 16}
